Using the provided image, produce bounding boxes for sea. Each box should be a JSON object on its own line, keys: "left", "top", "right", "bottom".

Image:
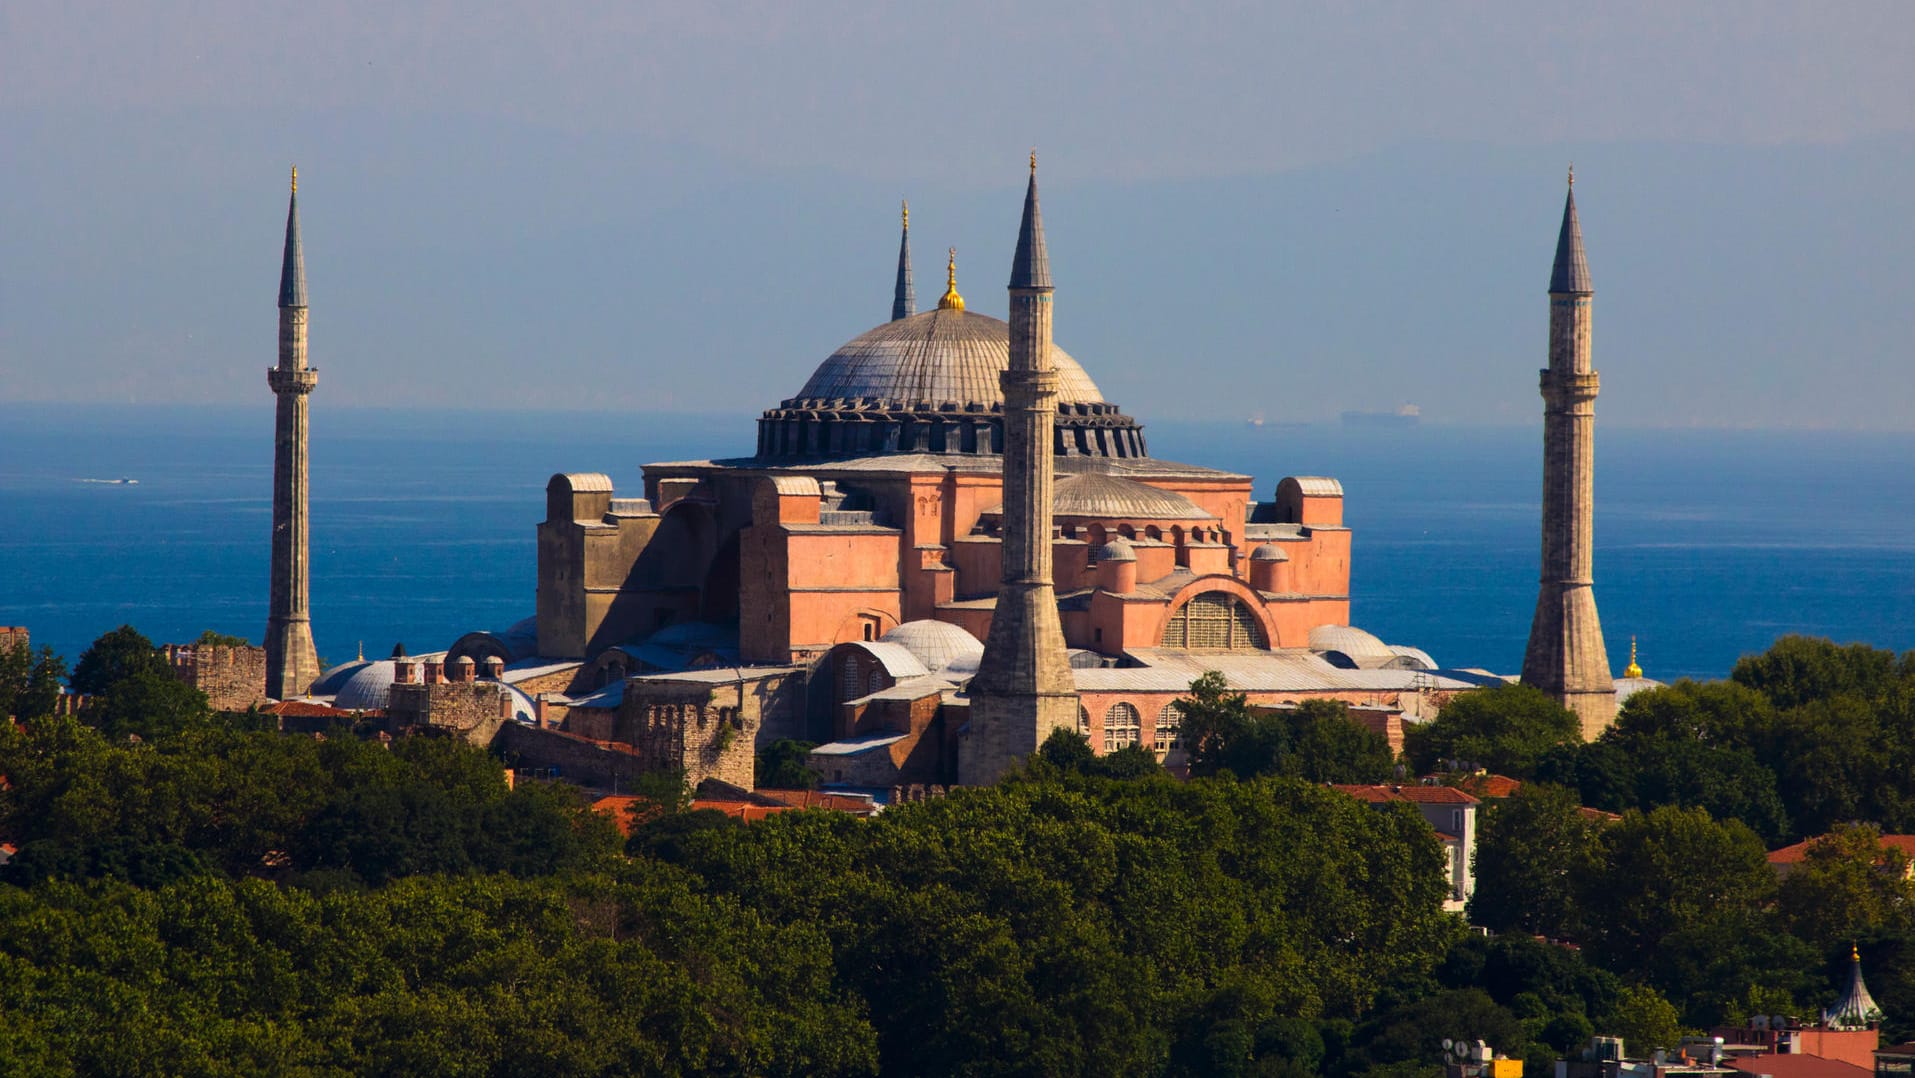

{"left": 2, "top": 403, "right": 1912, "bottom": 684}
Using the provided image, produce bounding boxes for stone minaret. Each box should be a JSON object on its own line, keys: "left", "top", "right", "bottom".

{"left": 265, "top": 166, "right": 321, "bottom": 700}
{"left": 962, "top": 155, "right": 1078, "bottom": 785}
{"left": 892, "top": 200, "right": 915, "bottom": 321}
{"left": 1522, "top": 169, "right": 1615, "bottom": 737}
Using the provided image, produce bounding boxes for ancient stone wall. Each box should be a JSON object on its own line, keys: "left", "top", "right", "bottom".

{"left": 0, "top": 627, "right": 28, "bottom": 654}
{"left": 163, "top": 644, "right": 268, "bottom": 712}
{"left": 386, "top": 681, "right": 512, "bottom": 746}
{"left": 495, "top": 724, "right": 651, "bottom": 790}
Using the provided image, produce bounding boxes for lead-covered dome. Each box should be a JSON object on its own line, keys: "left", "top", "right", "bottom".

{"left": 794, "top": 308, "right": 1105, "bottom": 405}
{"left": 756, "top": 308, "right": 1148, "bottom": 462}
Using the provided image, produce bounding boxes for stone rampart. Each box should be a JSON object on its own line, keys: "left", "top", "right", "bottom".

{"left": 163, "top": 643, "right": 268, "bottom": 712}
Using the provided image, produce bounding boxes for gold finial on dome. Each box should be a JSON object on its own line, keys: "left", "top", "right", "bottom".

{"left": 938, "top": 246, "right": 965, "bottom": 310}
{"left": 291, "top": 164, "right": 298, "bottom": 193}
{"left": 1624, "top": 635, "right": 1642, "bottom": 679}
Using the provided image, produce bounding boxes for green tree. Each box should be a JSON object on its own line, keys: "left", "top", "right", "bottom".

{"left": 70, "top": 624, "right": 170, "bottom": 695}
{"left": 87, "top": 670, "right": 210, "bottom": 740}
{"left": 1603, "top": 984, "right": 1686, "bottom": 1058}
{"left": 757, "top": 738, "right": 820, "bottom": 788}
{"left": 1179, "top": 671, "right": 1273, "bottom": 777}
{"left": 193, "top": 629, "right": 250, "bottom": 647}
{"left": 1, "top": 643, "right": 66, "bottom": 720}
{"left": 1732, "top": 634, "right": 1900, "bottom": 710}
{"left": 1776, "top": 823, "right": 1915, "bottom": 950}
{"left": 1582, "top": 805, "right": 1775, "bottom": 972}
{"left": 1285, "top": 698, "right": 1396, "bottom": 783}
{"left": 1469, "top": 783, "right": 1602, "bottom": 939}
{"left": 1405, "top": 683, "right": 1581, "bottom": 778}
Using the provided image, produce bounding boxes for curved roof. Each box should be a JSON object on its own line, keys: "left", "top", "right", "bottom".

{"left": 983, "top": 473, "right": 1212, "bottom": 522}
{"left": 1280, "top": 476, "right": 1344, "bottom": 498}
{"left": 835, "top": 641, "right": 931, "bottom": 680}
{"left": 881, "top": 620, "right": 984, "bottom": 674}
{"left": 1308, "top": 624, "right": 1396, "bottom": 668}
{"left": 1249, "top": 543, "right": 1288, "bottom": 562}
{"left": 792, "top": 307, "right": 1103, "bottom": 406}
{"left": 1095, "top": 539, "right": 1137, "bottom": 563}
{"left": 311, "top": 660, "right": 373, "bottom": 696}
{"left": 333, "top": 661, "right": 400, "bottom": 711}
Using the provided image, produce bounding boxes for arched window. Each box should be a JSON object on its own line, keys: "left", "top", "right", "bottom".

{"left": 838, "top": 656, "right": 860, "bottom": 702}
{"left": 1104, "top": 702, "right": 1141, "bottom": 753}
{"left": 1155, "top": 702, "right": 1184, "bottom": 757}
{"left": 1160, "top": 592, "right": 1268, "bottom": 650}
{"left": 1077, "top": 705, "right": 1091, "bottom": 736}
{"left": 867, "top": 668, "right": 885, "bottom": 696}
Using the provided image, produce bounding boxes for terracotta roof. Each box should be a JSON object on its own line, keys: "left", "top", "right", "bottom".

{"left": 264, "top": 700, "right": 359, "bottom": 718}
{"left": 1334, "top": 783, "right": 1479, "bottom": 805}
{"left": 1448, "top": 773, "right": 1523, "bottom": 798}
{"left": 754, "top": 788, "right": 881, "bottom": 815}
{"left": 1768, "top": 834, "right": 1915, "bottom": 865}
{"left": 689, "top": 799, "right": 794, "bottom": 824}
{"left": 1727, "top": 1055, "right": 1868, "bottom": 1078}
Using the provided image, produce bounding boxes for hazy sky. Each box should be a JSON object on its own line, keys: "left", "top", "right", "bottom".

{"left": 4, "top": 2, "right": 1914, "bottom": 428}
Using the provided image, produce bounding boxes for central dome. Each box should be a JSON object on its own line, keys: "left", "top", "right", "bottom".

{"left": 792, "top": 308, "right": 1105, "bottom": 407}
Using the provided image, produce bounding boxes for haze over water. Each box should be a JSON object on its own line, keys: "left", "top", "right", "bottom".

{"left": 2, "top": 404, "right": 1910, "bottom": 684}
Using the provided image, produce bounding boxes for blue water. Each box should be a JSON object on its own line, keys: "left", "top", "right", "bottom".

{"left": 2, "top": 404, "right": 1912, "bottom": 682}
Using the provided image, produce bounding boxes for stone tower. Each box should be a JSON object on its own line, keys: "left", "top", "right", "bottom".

{"left": 1522, "top": 170, "right": 1615, "bottom": 737}
{"left": 892, "top": 200, "right": 915, "bottom": 321}
{"left": 265, "top": 167, "right": 322, "bottom": 700}
{"left": 961, "top": 156, "right": 1079, "bottom": 785}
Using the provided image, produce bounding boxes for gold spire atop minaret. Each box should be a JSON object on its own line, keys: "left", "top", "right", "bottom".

{"left": 1567, "top": 162, "right": 1574, "bottom": 188}
{"left": 901, "top": 199, "right": 908, "bottom": 229}
{"left": 938, "top": 246, "right": 965, "bottom": 310}
{"left": 1030, "top": 147, "right": 1037, "bottom": 174}
{"left": 1624, "top": 636, "right": 1642, "bottom": 679}
{"left": 1855, "top": 942, "right": 1863, "bottom": 963}
{"left": 291, "top": 164, "right": 298, "bottom": 193}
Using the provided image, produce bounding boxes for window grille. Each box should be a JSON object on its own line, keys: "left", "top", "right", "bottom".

{"left": 1159, "top": 592, "right": 1268, "bottom": 650}
{"left": 1155, "top": 702, "right": 1184, "bottom": 757}
{"left": 1104, "top": 702, "right": 1141, "bottom": 752}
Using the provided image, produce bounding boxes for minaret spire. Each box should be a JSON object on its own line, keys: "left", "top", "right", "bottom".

{"left": 892, "top": 199, "right": 915, "bottom": 321}
{"left": 265, "top": 167, "right": 322, "bottom": 700}
{"left": 1522, "top": 169, "right": 1615, "bottom": 737}
{"left": 962, "top": 153, "right": 1077, "bottom": 785}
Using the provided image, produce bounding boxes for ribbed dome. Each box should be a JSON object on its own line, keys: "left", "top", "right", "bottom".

{"left": 1053, "top": 474, "right": 1210, "bottom": 520}
{"left": 793, "top": 308, "right": 1104, "bottom": 406}
{"left": 881, "top": 620, "right": 985, "bottom": 675}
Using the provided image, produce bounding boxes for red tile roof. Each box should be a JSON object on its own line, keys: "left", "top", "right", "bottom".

{"left": 264, "top": 700, "right": 360, "bottom": 718}
{"left": 1333, "top": 783, "right": 1480, "bottom": 805}
{"left": 1727, "top": 1054, "right": 1869, "bottom": 1078}
{"left": 1769, "top": 834, "right": 1915, "bottom": 865}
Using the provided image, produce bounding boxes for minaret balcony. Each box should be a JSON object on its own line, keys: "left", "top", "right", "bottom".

{"left": 1539, "top": 369, "right": 1599, "bottom": 403}
{"left": 268, "top": 367, "right": 320, "bottom": 394}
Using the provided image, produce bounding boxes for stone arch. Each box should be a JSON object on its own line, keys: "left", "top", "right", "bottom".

{"left": 831, "top": 608, "right": 900, "bottom": 646}
{"left": 1154, "top": 577, "right": 1280, "bottom": 651}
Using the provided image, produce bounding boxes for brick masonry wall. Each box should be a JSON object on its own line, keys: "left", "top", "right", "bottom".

{"left": 0, "top": 628, "right": 28, "bottom": 654}
{"left": 164, "top": 644, "right": 268, "bottom": 712}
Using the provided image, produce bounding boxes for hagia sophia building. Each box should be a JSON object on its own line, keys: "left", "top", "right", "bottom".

{"left": 284, "top": 159, "right": 1643, "bottom": 792}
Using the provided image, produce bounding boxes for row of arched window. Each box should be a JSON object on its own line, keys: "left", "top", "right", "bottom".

{"left": 1077, "top": 701, "right": 1184, "bottom": 757}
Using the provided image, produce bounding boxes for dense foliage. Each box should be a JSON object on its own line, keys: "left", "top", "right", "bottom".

{"left": 8, "top": 629, "right": 1915, "bottom": 1073}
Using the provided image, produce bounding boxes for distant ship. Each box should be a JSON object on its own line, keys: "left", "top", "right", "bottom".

{"left": 1341, "top": 404, "right": 1420, "bottom": 428}
{"left": 77, "top": 477, "right": 139, "bottom": 485}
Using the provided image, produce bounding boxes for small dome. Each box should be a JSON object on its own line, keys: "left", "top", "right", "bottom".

{"left": 1308, "top": 625, "right": 1398, "bottom": 669}
{"left": 793, "top": 308, "right": 1104, "bottom": 406}
{"left": 1249, "top": 543, "right": 1288, "bottom": 562}
{"left": 1096, "top": 539, "right": 1137, "bottom": 562}
{"left": 450, "top": 655, "right": 475, "bottom": 668}
{"left": 334, "top": 661, "right": 401, "bottom": 711}
{"left": 881, "top": 620, "right": 985, "bottom": 675}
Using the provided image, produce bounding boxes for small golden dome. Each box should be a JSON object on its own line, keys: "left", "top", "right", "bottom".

{"left": 1624, "top": 636, "right": 1642, "bottom": 679}
{"left": 938, "top": 246, "right": 965, "bottom": 311}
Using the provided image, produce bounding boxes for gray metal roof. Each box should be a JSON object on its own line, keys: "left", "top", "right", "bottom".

{"left": 1010, "top": 167, "right": 1052, "bottom": 290}
{"left": 1070, "top": 648, "right": 1494, "bottom": 694}
{"left": 881, "top": 620, "right": 984, "bottom": 674}
{"left": 1550, "top": 183, "right": 1593, "bottom": 294}
{"left": 811, "top": 732, "right": 910, "bottom": 757}
{"left": 981, "top": 473, "right": 1214, "bottom": 521}
{"left": 278, "top": 186, "right": 306, "bottom": 308}
{"left": 792, "top": 307, "right": 1103, "bottom": 405}
{"left": 893, "top": 204, "right": 915, "bottom": 321}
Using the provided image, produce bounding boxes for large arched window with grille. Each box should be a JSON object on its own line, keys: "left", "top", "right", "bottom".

{"left": 1104, "top": 702, "right": 1141, "bottom": 753}
{"left": 1159, "top": 592, "right": 1268, "bottom": 650}
{"left": 1077, "top": 705, "right": 1091, "bottom": 737}
{"left": 1155, "top": 702, "right": 1184, "bottom": 758}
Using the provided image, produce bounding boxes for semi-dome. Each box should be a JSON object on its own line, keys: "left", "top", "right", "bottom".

{"left": 333, "top": 661, "right": 400, "bottom": 711}
{"left": 982, "top": 473, "right": 1212, "bottom": 522}
{"left": 795, "top": 308, "right": 1104, "bottom": 406}
{"left": 881, "top": 619, "right": 985, "bottom": 675}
